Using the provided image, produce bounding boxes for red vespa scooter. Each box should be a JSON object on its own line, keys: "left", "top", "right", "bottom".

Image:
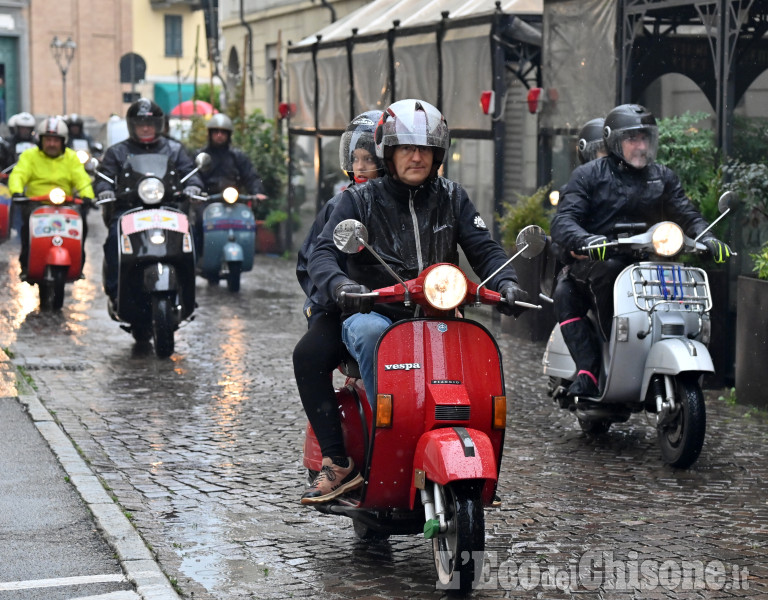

{"left": 303, "top": 219, "right": 546, "bottom": 594}
{"left": 14, "top": 187, "right": 85, "bottom": 310}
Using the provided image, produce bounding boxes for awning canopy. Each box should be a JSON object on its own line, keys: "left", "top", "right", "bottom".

{"left": 294, "top": 0, "right": 542, "bottom": 47}
{"left": 287, "top": 0, "right": 543, "bottom": 133}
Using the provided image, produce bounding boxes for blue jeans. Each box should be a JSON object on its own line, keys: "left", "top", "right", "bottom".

{"left": 341, "top": 312, "right": 392, "bottom": 404}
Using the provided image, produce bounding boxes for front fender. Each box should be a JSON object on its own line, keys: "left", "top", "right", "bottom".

{"left": 223, "top": 241, "right": 243, "bottom": 262}
{"left": 641, "top": 338, "right": 714, "bottom": 399}
{"left": 46, "top": 245, "right": 72, "bottom": 267}
{"left": 143, "top": 262, "right": 178, "bottom": 293}
{"left": 409, "top": 427, "right": 498, "bottom": 508}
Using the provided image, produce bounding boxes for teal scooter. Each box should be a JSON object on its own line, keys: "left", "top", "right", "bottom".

{"left": 198, "top": 187, "right": 260, "bottom": 292}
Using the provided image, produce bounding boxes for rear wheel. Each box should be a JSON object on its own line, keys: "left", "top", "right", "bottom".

{"left": 353, "top": 520, "right": 391, "bottom": 541}
{"left": 578, "top": 418, "right": 611, "bottom": 435}
{"left": 152, "top": 295, "right": 175, "bottom": 358}
{"left": 40, "top": 266, "right": 67, "bottom": 311}
{"left": 433, "top": 481, "right": 484, "bottom": 594}
{"left": 657, "top": 374, "right": 706, "bottom": 469}
{"left": 226, "top": 261, "right": 242, "bottom": 292}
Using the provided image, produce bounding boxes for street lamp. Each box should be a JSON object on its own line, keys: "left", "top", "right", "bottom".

{"left": 50, "top": 36, "right": 77, "bottom": 115}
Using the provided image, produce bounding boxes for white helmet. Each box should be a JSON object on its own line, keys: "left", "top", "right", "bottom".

{"left": 37, "top": 116, "right": 69, "bottom": 145}
{"left": 374, "top": 99, "right": 449, "bottom": 180}
{"left": 14, "top": 112, "right": 36, "bottom": 129}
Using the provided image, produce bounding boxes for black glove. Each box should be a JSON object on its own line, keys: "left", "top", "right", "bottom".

{"left": 496, "top": 282, "right": 529, "bottom": 317}
{"left": 11, "top": 192, "right": 25, "bottom": 202}
{"left": 334, "top": 278, "right": 375, "bottom": 314}
{"left": 183, "top": 186, "right": 202, "bottom": 198}
{"left": 703, "top": 238, "right": 732, "bottom": 264}
{"left": 583, "top": 234, "right": 609, "bottom": 261}
{"left": 97, "top": 190, "right": 116, "bottom": 203}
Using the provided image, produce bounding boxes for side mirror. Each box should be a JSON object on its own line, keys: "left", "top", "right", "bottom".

{"left": 515, "top": 225, "right": 548, "bottom": 259}
{"left": 195, "top": 152, "right": 212, "bottom": 172}
{"left": 718, "top": 190, "right": 739, "bottom": 213}
{"left": 333, "top": 219, "right": 368, "bottom": 254}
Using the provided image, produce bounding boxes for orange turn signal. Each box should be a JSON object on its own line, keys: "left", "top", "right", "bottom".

{"left": 376, "top": 394, "right": 393, "bottom": 428}
{"left": 492, "top": 395, "right": 506, "bottom": 429}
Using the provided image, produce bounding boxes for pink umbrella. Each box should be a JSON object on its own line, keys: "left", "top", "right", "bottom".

{"left": 169, "top": 100, "right": 218, "bottom": 117}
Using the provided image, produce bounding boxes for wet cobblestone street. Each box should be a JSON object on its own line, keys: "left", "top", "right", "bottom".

{"left": 1, "top": 216, "right": 767, "bottom": 599}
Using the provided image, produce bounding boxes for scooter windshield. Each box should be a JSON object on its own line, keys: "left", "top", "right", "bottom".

{"left": 123, "top": 154, "right": 170, "bottom": 180}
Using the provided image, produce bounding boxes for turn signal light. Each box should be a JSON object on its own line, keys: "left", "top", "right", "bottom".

{"left": 376, "top": 394, "right": 393, "bottom": 428}
{"left": 492, "top": 395, "right": 506, "bottom": 429}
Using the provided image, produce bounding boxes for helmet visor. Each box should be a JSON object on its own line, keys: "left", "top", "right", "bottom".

{"left": 339, "top": 130, "right": 378, "bottom": 172}
{"left": 608, "top": 125, "right": 658, "bottom": 167}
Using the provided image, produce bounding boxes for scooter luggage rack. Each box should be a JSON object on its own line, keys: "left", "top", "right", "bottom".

{"left": 630, "top": 264, "right": 712, "bottom": 313}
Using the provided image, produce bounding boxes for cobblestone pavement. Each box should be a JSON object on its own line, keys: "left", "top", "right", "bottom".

{"left": 1, "top": 216, "right": 767, "bottom": 599}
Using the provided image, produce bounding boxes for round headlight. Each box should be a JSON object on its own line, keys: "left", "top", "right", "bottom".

{"left": 149, "top": 230, "right": 166, "bottom": 245}
{"left": 222, "top": 187, "right": 239, "bottom": 204}
{"left": 549, "top": 190, "right": 560, "bottom": 206}
{"left": 49, "top": 188, "right": 66, "bottom": 205}
{"left": 138, "top": 177, "right": 165, "bottom": 205}
{"left": 651, "top": 222, "right": 684, "bottom": 256}
{"left": 76, "top": 150, "right": 90, "bottom": 165}
{"left": 424, "top": 264, "right": 467, "bottom": 311}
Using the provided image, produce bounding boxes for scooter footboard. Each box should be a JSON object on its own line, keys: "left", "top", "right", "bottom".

{"left": 640, "top": 338, "right": 714, "bottom": 399}
{"left": 410, "top": 427, "right": 498, "bottom": 507}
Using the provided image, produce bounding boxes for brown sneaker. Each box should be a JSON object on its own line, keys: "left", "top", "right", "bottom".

{"left": 301, "top": 457, "right": 363, "bottom": 505}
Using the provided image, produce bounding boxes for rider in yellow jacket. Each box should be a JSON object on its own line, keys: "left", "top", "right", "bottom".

{"left": 9, "top": 116, "right": 94, "bottom": 279}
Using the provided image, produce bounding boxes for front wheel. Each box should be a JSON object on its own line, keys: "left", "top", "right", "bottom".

{"left": 40, "top": 266, "right": 67, "bottom": 311}
{"left": 226, "top": 261, "right": 242, "bottom": 292}
{"left": 152, "top": 295, "right": 175, "bottom": 358}
{"left": 433, "top": 481, "right": 484, "bottom": 595}
{"left": 657, "top": 374, "right": 706, "bottom": 469}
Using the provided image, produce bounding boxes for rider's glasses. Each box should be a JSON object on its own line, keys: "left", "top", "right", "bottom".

{"left": 396, "top": 144, "right": 434, "bottom": 156}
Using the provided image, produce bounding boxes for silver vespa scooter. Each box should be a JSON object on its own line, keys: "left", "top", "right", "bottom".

{"left": 542, "top": 191, "right": 736, "bottom": 469}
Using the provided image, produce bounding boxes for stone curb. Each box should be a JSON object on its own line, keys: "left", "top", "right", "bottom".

{"left": 16, "top": 389, "right": 181, "bottom": 600}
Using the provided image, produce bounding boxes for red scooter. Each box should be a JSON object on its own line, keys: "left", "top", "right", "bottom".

{"left": 13, "top": 188, "right": 85, "bottom": 310}
{"left": 302, "top": 219, "right": 545, "bottom": 594}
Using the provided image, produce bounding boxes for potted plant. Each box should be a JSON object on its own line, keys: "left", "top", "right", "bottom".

{"left": 720, "top": 158, "right": 768, "bottom": 407}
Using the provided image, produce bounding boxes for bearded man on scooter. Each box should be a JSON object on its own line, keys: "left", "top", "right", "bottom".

{"left": 9, "top": 116, "right": 93, "bottom": 280}
{"left": 94, "top": 98, "right": 204, "bottom": 308}
{"left": 550, "top": 103, "right": 732, "bottom": 398}
{"left": 306, "top": 98, "right": 529, "bottom": 502}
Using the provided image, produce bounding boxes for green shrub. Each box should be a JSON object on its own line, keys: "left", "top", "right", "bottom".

{"left": 498, "top": 184, "right": 554, "bottom": 250}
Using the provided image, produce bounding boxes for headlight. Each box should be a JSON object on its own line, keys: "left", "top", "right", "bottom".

{"left": 49, "top": 188, "right": 66, "bottom": 205}
{"left": 149, "top": 230, "right": 166, "bottom": 245}
{"left": 651, "top": 222, "right": 684, "bottom": 256}
{"left": 138, "top": 177, "right": 165, "bottom": 205}
{"left": 76, "top": 150, "right": 90, "bottom": 165}
{"left": 424, "top": 264, "right": 467, "bottom": 310}
{"left": 222, "top": 187, "right": 239, "bottom": 204}
{"left": 549, "top": 190, "right": 560, "bottom": 206}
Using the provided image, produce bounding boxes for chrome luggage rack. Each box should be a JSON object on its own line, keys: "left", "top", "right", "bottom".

{"left": 630, "top": 263, "right": 712, "bottom": 312}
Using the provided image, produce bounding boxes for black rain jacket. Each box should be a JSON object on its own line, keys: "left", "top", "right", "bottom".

{"left": 551, "top": 155, "right": 714, "bottom": 253}
{"left": 307, "top": 174, "right": 518, "bottom": 322}
{"left": 196, "top": 145, "right": 265, "bottom": 196}
{"left": 94, "top": 136, "right": 203, "bottom": 216}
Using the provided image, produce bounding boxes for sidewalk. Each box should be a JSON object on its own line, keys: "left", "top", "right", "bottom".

{"left": 0, "top": 352, "right": 180, "bottom": 600}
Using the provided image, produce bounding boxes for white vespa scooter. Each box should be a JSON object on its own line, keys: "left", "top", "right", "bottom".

{"left": 542, "top": 191, "right": 736, "bottom": 469}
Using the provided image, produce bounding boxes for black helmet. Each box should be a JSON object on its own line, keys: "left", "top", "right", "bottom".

{"left": 339, "top": 110, "right": 385, "bottom": 180}
{"left": 126, "top": 98, "right": 165, "bottom": 144}
{"left": 603, "top": 104, "right": 658, "bottom": 167}
{"left": 576, "top": 118, "right": 606, "bottom": 165}
{"left": 375, "top": 99, "right": 449, "bottom": 180}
